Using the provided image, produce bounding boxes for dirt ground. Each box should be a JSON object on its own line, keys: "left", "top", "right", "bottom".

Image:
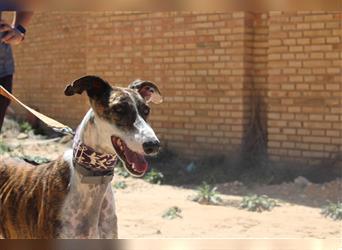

{"left": 1, "top": 118, "right": 341, "bottom": 239}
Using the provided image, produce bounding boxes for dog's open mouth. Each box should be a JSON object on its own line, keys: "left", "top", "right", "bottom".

{"left": 111, "top": 136, "right": 148, "bottom": 177}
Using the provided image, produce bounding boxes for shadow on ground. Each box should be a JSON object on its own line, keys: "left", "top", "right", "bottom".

{"left": 146, "top": 148, "right": 342, "bottom": 209}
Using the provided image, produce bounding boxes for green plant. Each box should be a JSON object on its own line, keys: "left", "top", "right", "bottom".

{"left": 144, "top": 168, "right": 164, "bottom": 184}
{"left": 0, "top": 140, "right": 10, "bottom": 154}
{"left": 191, "top": 182, "right": 223, "bottom": 205}
{"left": 19, "top": 121, "right": 33, "bottom": 133}
{"left": 321, "top": 201, "right": 342, "bottom": 220}
{"left": 113, "top": 181, "right": 127, "bottom": 189}
{"left": 115, "top": 162, "right": 130, "bottom": 178}
{"left": 20, "top": 155, "right": 50, "bottom": 165}
{"left": 240, "top": 194, "right": 277, "bottom": 212}
{"left": 162, "top": 206, "right": 182, "bottom": 219}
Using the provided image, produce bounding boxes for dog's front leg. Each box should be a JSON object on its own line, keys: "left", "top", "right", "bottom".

{"left": 98, "top": 185, "right": 118, "bottom": 239}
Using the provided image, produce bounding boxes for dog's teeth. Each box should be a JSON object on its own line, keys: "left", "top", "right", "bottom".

{"left": 120, "top": 145, "right": 124, "bottom": 150}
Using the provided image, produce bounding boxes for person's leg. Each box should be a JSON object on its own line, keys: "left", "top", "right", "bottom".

{"left": 0, "top": 75, "right": 13, "bottom": 132}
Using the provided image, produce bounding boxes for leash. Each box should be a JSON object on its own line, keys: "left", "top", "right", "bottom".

{"left": 0, "top": 86, "right": 74, "bottom": 136}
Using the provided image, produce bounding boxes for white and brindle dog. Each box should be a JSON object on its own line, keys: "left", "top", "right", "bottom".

{"left": 0, "top": 75, "right": 162, "bottom": 239}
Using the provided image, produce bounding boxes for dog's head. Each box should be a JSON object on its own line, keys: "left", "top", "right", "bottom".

{"left": 64, "top": 75, "right": 163, "bottom": 177}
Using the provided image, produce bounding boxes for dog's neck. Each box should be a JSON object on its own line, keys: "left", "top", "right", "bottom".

{"left": 72, "top": 109, "right": 118, "bottom": 179}
{"left": 76, "top": 109, "right": 112, "bottom": 155}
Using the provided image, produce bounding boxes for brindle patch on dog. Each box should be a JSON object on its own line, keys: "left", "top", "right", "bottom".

{"left": 0, "top": 156, "right": 70, "bottom": 238}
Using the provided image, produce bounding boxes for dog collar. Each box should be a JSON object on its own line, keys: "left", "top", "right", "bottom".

{"left": 73, "top": 141, "right": 118, "bottom": 184}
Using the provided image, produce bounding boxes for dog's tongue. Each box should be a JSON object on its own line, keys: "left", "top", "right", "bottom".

{"left": 123, "top": 146, "right": 148, "bottom": 173}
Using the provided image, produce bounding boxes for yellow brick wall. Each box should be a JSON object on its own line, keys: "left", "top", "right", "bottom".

{"left": 84, "top": 12, "right": 248, "bottom": 157}
{"left": 11, "top": 12, "right": 89, "bottom": 124}
{"left": 8, "top": 11, "right": 342, "bottom": 163}
{"left": 266, "top": 11, "right": 342, "bottom": 164}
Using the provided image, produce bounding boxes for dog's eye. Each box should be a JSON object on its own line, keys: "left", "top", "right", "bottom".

{"left": 113, "top": 105, "right": 126, "bottom": 114}
{"left": 142, "top": 107, "right": 150, "bottom": 116}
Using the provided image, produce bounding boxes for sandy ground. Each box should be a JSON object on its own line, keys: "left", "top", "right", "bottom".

{"left": 1, "top": 118, "right": 341, "bottom": 239}
{"left": 114, "top": 175, "right": 341, "bottom": 239}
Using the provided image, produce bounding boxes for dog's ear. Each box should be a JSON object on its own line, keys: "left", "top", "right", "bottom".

{"left": 64, "top": 75, "right": 112, "bottom": 99}
{"left": 128, "top": 79, "right": 163, "bottom": 104}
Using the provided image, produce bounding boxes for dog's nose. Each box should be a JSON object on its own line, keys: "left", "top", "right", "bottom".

{"left": 143, "top": 140, "right": 160, "bottom": 155}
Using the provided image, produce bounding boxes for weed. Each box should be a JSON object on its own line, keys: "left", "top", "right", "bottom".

{"left": 190, "top": 182, "right": 223, "bottom": 205}
{"left": 115, "top": 161, "right": 130, "bottom": 178}
{"left": 144, "top": 168, "right": 164, "bottom": 184}
{"left": 321, "top": 201, "right": 342, "bottom": 221}
{"left": 240, "top": 194, "right": 277, "bottom": 212}
{"left": 113, "top": 181, "right": 127, "bottom": 189}
{"left": 19, "top": 121, "right": 33, "bottom": 133}
{"left": 162, "top": 206, "right": 182, "bottom": 219}
{"left": 0, "top": 140, "right": 10, "bottom": 154}
{"left": 20, "top": 155, "right": 50, "bottom": 165}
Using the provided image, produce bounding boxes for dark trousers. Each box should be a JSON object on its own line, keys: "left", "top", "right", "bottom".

{"left": 0, "top": 75, "right": 13, "bottom": 132}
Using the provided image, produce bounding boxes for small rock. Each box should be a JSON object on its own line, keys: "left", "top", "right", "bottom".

{"left": 17, "top": 133, "right": 29, "bottom": 140}
{"left": 294, "top": 176, "right": 311, "bottom": 188}
{"left": 233, "top": 181, "right": 243, "bottom": 186}
{"left": 185, "top": 162, "right": 196, "bottom": 173}
{"left": 156, "top": 230, "right": 161, "bottom": 234}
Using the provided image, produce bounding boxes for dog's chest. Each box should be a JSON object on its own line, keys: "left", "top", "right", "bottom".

{"left": 58, "top": 162, "right": 116, "bottom": 238}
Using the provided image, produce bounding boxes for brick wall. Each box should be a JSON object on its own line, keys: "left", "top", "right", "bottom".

{"left": 84, "top": 12, "right": 251, "bottom": 157}
{"left": 266, "top": 11, "right": 342, "bottom": 164}
{"left": 7, "top": 11, "right": 342, "bottom": 164}
{"left": 9, "top": 12, "right": 89, "bottom": 124}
